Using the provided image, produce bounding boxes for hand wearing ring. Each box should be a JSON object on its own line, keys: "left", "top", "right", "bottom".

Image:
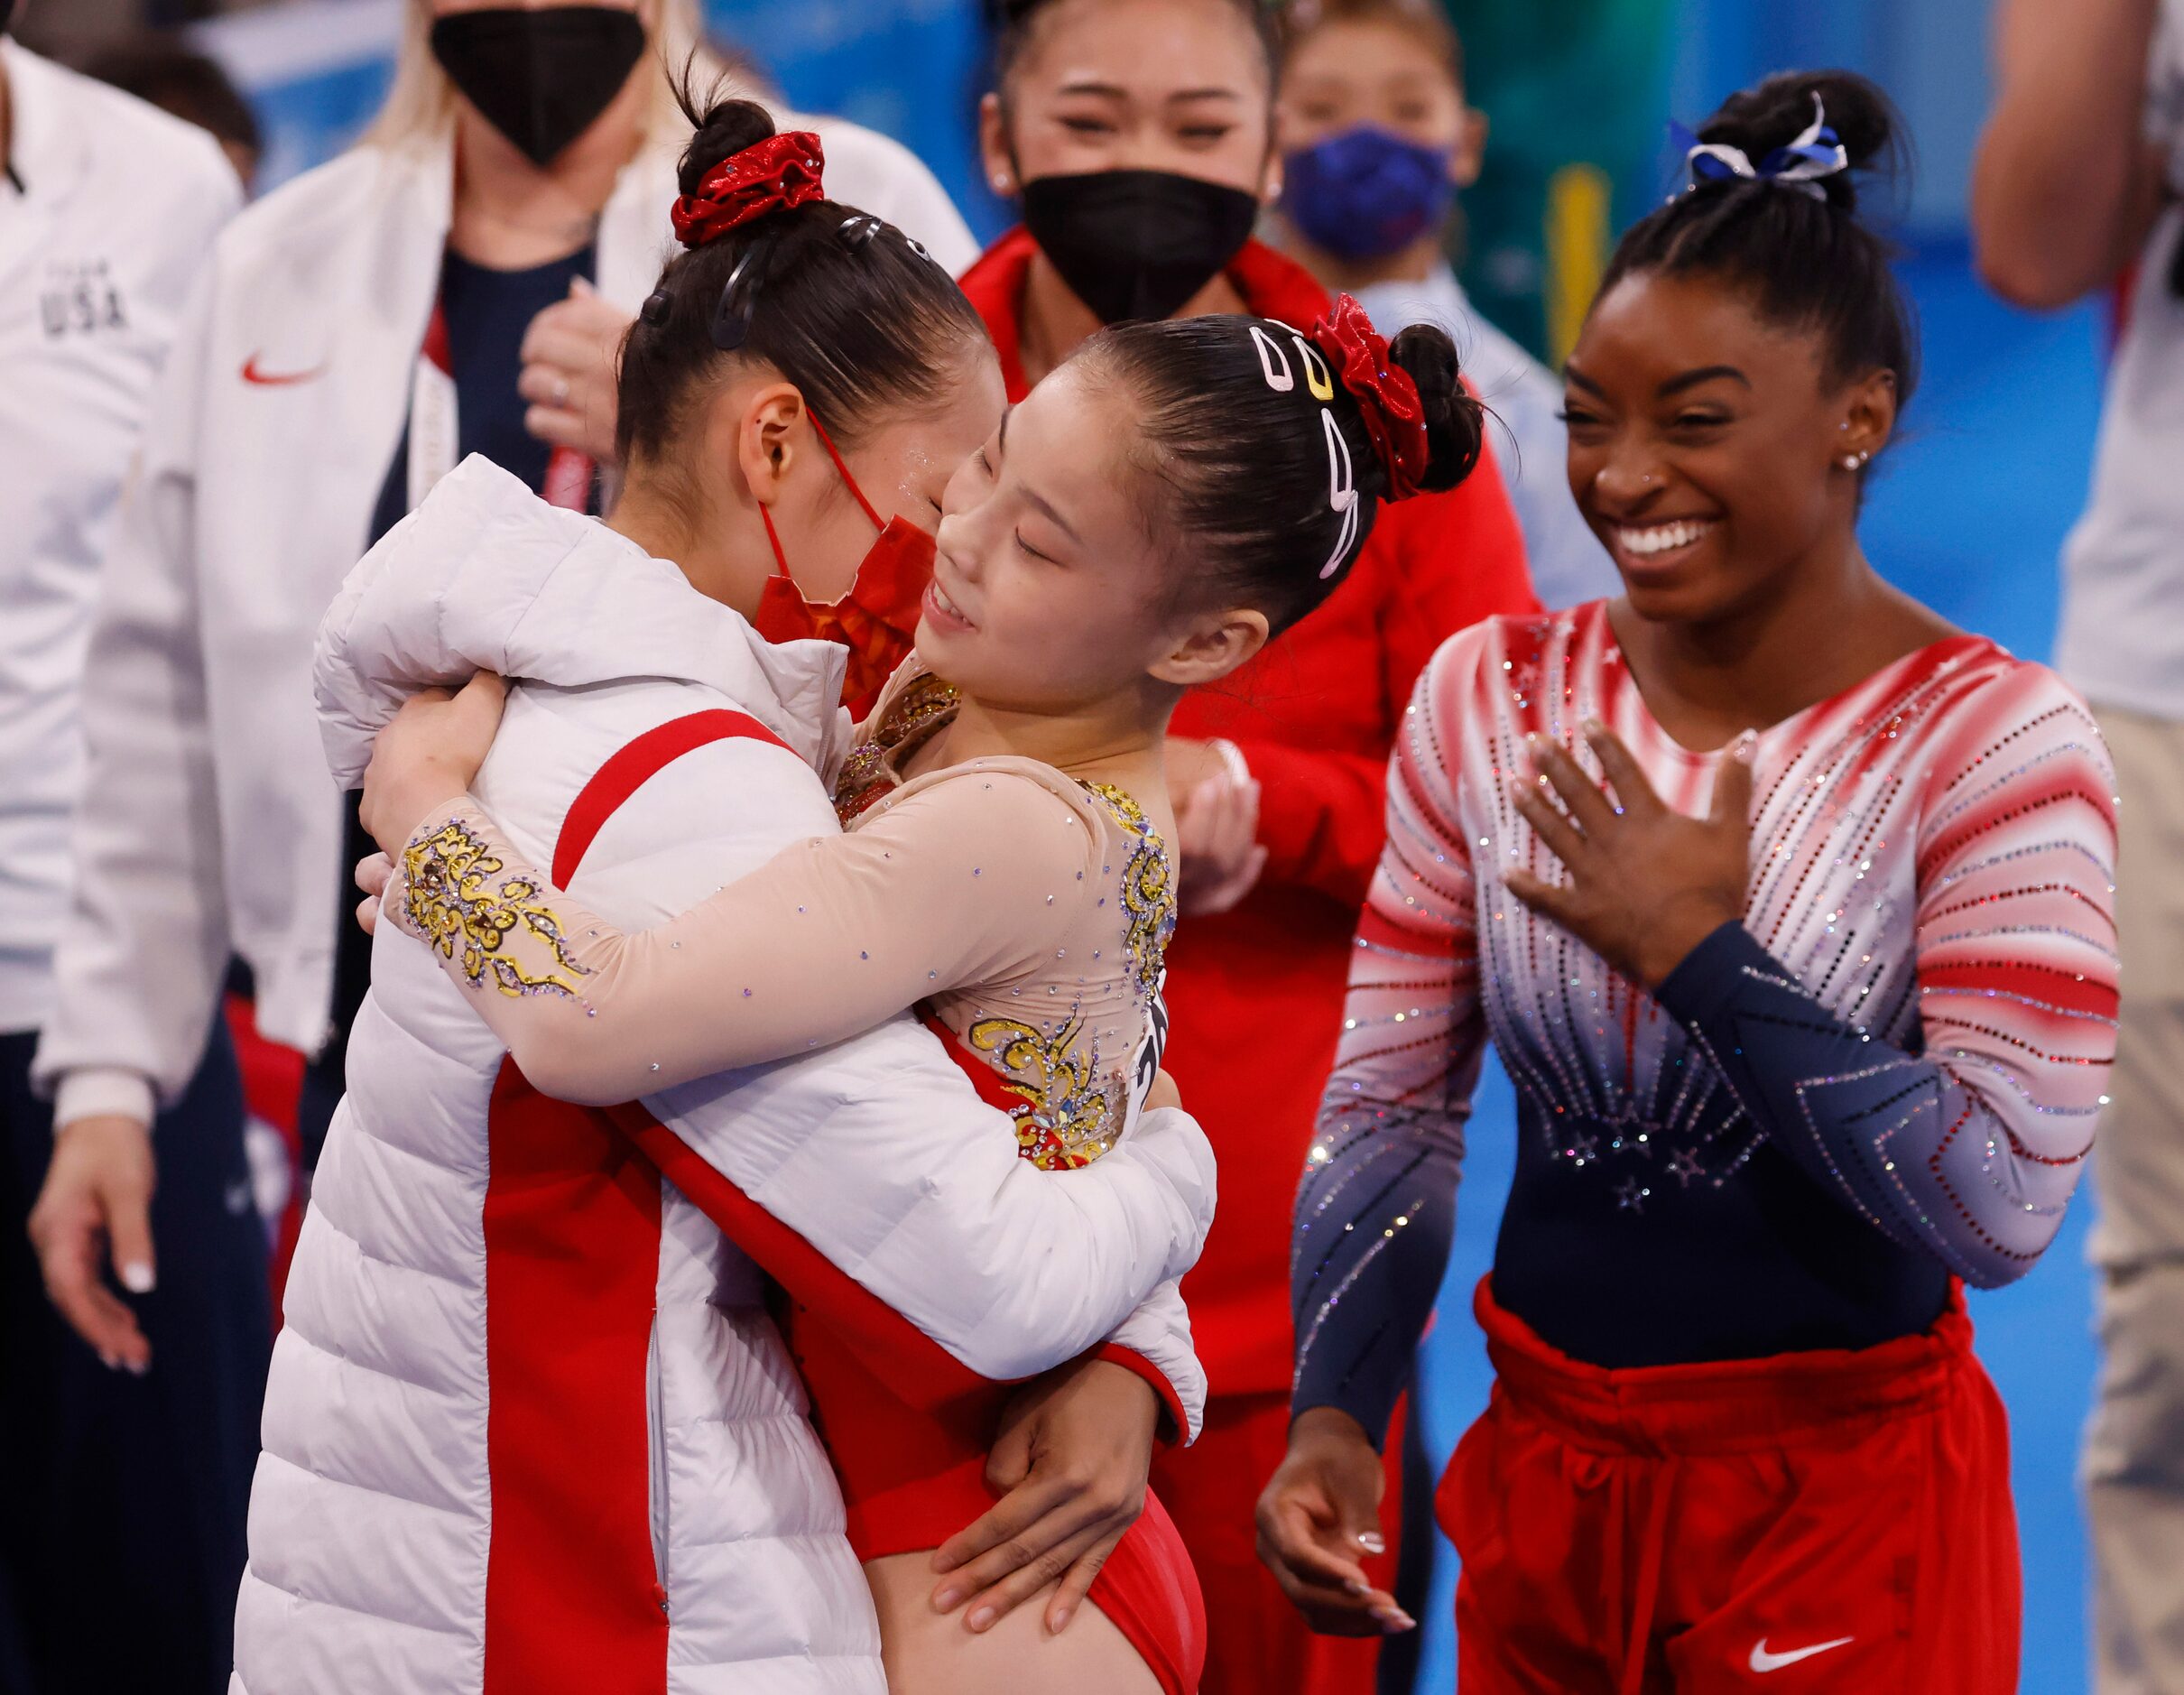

{"left": 519, "top": 276, "right": 634, "bottom": 466}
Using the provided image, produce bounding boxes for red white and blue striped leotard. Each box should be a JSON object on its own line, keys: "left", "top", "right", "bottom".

{"left": 1292, "top": 601, "right": 2119, "bottom": 1433}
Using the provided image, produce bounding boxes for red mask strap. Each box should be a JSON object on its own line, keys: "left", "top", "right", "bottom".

{"left": 760, "top": 503, "right": 790, "bottom": 577}
{"left": 809, "top": 411, "right": 885, "bottom": 533}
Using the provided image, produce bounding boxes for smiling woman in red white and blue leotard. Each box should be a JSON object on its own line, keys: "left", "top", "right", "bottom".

{"left": 1300, "top": 601, "right": 2115, "bottom": 1392}
{"left": 1261, "top": 68, "right": 2120, "bottom": 1695}
{"left": 1291, "top": 602, "right": 2116, "bottom": 1685}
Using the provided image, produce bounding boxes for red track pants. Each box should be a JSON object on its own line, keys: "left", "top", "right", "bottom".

{"left": 1444, "top": 1278, "right": 2020, "bottom": 1694}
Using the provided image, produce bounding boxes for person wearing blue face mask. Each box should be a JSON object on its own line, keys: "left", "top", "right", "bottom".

{"left": 1274, "top": 0, "right": 1618, "bottom": 609}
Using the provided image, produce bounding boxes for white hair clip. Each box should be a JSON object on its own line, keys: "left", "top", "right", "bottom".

{"left": 1319, "top": 410, "right": 1357, "bottom": 579}
{"left": 1254, "top": 318, "right": 1360, "bottom": 579}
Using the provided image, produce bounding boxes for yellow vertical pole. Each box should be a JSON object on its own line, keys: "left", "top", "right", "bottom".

{"left": 1544, "top": 162, "right": 1614, "bottom": 370}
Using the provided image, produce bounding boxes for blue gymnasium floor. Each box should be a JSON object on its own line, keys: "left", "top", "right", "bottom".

{"left": 1403, "top": 243, "right": 2113, "bottom": 1691}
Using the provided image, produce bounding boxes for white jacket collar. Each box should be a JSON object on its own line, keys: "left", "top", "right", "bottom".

{"left": 317, "top": 455, "right": 848, "bottom": 789}
{"left": 0, "top": 42, "right": 89, "bottom": 206}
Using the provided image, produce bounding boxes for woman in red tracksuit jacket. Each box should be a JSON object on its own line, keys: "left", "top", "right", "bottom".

{"left": 961, "top": 2, "right": 1537, "bottom": 1688}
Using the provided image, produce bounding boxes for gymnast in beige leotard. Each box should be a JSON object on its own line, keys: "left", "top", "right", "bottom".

{"left": 387, "top": 656, "right": 1176, "bottom": 1168}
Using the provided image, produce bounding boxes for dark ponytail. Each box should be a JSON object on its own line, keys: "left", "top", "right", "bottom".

{"left": 615, "top": 83, "right": 989, "bottom": 468}
{"left": 1078, "top": 310, "right": 1485, "bottom": 637}
{"left": 1601, "top": 70, "right": 1919, "bottom": 421}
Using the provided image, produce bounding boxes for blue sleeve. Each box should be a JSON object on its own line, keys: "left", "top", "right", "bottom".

{"left": 1653, "top": 920, "right": 2089, "bottom": 1288}
{"left": 1289, "top": 1094, "right": 1466, "bottom": 1448}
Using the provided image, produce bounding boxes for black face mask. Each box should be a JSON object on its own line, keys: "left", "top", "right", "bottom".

{"left": 430, "top": 6, "right": 648, "bottom": 168}
{"left": 1020, "top": 168, "right": 1261, "bottom": 325}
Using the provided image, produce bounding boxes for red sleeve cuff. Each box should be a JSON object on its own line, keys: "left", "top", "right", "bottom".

{"left": 1096, "top": 1343, "right": 1189, "bottom": 1446}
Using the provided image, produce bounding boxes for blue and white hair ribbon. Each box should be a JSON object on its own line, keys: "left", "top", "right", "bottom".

{"left": 1670, "top": 93, "right": 1849, "bottom": 201}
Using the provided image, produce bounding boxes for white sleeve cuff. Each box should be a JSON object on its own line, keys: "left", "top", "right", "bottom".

{"left": 53, "top": 1069, "right": 157, "bottom": 1135}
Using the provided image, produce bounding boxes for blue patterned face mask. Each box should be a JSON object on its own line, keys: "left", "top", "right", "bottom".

{"left": 1281, "top": 126, "right": 1455, "bottom": 261}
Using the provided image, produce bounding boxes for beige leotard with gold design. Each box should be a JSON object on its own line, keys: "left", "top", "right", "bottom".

{"left": 387, "top": 657, "right": 1176, "bottom": 1170}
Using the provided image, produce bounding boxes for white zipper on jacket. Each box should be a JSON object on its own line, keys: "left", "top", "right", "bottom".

{"left": 646, "top": 1318, "right": 669, "bottom": 1614}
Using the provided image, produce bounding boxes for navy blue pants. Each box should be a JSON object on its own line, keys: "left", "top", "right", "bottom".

{"left": 0, "top": 1019, "right": 269, "bottom": 1695}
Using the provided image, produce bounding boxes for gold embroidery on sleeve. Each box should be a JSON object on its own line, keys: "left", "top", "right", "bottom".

{"left": 1080, "top": 783, "right": 1178, "bottom": 1005}
{"left": 402, "top": 817, "right": 590, "bottom": 1001}
{"left": 967, "top": 1010, "right": 1121, "bottom": 1171}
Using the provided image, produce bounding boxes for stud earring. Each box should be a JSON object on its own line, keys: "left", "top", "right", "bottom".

{"left": 991, "top": 173, "right": 1011, "bottom": 192}
{"left": 1840, "top": 450, "right": 1871, "bottom": 470}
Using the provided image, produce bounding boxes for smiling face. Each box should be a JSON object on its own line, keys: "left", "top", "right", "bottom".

{"left": 1561, "top": 269, "right": 1896, "bottom": 625}
{"left": 918, "top": 357, "right": 1266, "bottom": 716}
{"left": 984, "top": 0, "right": 1276, "bottom": 199}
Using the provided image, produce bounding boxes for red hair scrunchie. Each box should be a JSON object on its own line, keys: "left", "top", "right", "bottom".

{"left": 1309, "top": 292, "right": 1430, "bottom": 500}
{"left": 670, "top": 130, "right": 827, "bottom": 248}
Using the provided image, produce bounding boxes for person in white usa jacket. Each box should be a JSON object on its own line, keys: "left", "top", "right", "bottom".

{"left": 26, "top": 0, "right": 981, "bottom": 1369}
{"left": 245, "top": 450, "right": 1212, "bottom": 1695}
{"left": 0, "top": 25, "right": 254, "bottom": 1693}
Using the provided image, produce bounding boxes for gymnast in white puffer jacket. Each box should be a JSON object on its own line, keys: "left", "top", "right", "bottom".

{"left": 233, "top": 103, "right": 1212, "bottom": 1695}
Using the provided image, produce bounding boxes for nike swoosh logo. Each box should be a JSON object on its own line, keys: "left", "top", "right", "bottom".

{"left": 1750, "top": 1636, "right": 1855, "bottom": 1673}
{"left": 240, "top": 353, "right": 326, "bottom": 386}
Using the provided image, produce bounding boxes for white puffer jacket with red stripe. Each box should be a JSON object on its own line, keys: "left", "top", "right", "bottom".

{"left": 231, "top": 455, "right": 1214, "bottom": 1695}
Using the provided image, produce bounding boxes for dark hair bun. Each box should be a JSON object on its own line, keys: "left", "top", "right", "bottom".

{"left": 1698, "top": 69, "right": 1902, "bottom": 214}
{"left": 1387, "top": 323, "right": 1485, "bottom": 496}
{"left": 675, "top": 88, "right": 778, "bottom": 199}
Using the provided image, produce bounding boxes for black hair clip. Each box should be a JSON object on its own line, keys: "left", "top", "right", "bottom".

{"left": 638, "top": 289, "right": 673, "bottom": 328}
{"left": 838, "top": 213, "right": 884, "bottom": 250}
{"left": 709, "top": 236, "right": 773, "bottom": 352}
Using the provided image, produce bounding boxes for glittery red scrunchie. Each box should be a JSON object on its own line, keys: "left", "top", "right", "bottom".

{"left": 1309, "top": 292, "right": 1430, "bottom": 500}
{"left": 670, "top": 130, "right": 827, "bottom": 248}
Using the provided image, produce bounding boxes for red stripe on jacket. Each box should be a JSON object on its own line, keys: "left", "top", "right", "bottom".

{"left": 482, "top": 1061, "right": 668, "bottom": 1692}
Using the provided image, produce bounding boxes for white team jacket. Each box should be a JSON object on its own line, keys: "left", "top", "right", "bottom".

{"left": 0, "top": 41, "right": 240, "bottom": 1033}
{"left": 32, "top": 109, "right": 976, "bottom": 1127}
{"left": 232, "top": 456, "right": 1211, "bottom": 1694}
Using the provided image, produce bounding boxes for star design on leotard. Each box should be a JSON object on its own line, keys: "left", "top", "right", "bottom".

{"left": 1567, "top": 1131, "right": 1600, "bottom": 1166}
{"left": 1668, "top": 1148, "right": 1706, "bottom": 1187}
{"left": 1613, "top": 1176, "right": 1647, "bottom": 1213}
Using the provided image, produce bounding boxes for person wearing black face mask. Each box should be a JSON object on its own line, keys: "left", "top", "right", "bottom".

{"left": 959, "top": 5, "right": 1539, "bottom": 1695}
{"left": 23, "top": 1, "right": 985, "bottom": 1638}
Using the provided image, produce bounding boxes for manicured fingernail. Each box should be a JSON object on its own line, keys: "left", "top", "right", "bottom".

{"left": 98, "top": 1350, "right": 120, "bottom": 1371}
{"left": 1377, "top": 1608, "right": 1416, "bottom": 1634}
{"left": 1583, "top": 718, "right": 1606, "bottom": 736}
{"left": 121, "top": 1262, "right": 154, "bottom": 1294}
{"left": 931, "top": 1588, "right": 960, "bottom": 1613}
{"left": 1343, "top": 1579, "right": 1367, "bottom": 1596}
{"left": 1050, "top": 1605, "right": 1074, "bottom": 1633}
{"left": 967, "top": 1607, "right": 995, "bottom": 1633}
{"left": 1356, "top": 1532, "right": 1387, "bottom": 1555}
{"left": 125, "top": 1357, "right": 149, "bottom": 1377}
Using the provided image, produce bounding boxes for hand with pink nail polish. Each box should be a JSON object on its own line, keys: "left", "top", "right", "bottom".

{"left": 1503, "top": 720, "right": 1756, "bottom": 989}
{"left": 1255, "top": 1408, "right": 1411, "bottom": 1637}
